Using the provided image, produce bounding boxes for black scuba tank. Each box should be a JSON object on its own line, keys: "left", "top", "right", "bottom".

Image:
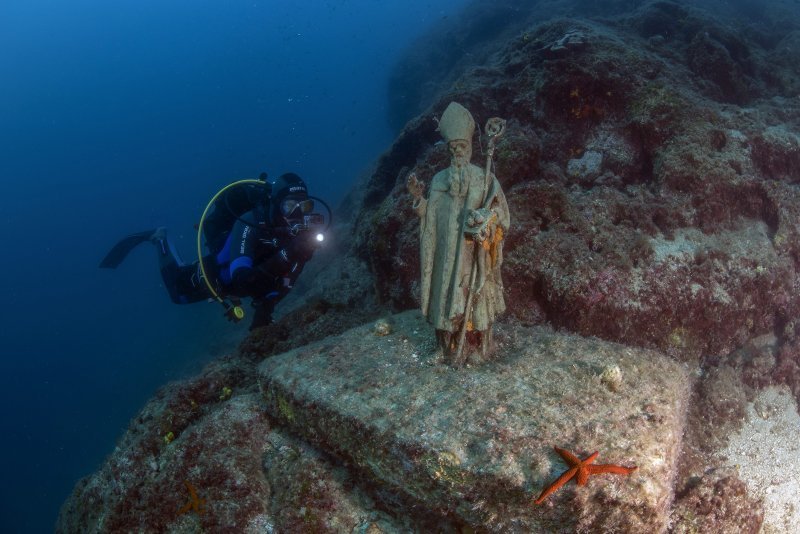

{"left": 203, "top": 174, "right": 271, "bottom": 254}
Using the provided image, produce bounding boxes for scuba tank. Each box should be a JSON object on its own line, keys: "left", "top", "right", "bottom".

{"left": 202, "top": 173, "right": 271, "bottom": 255}
{"left": 197, "top": 174, "right": 270, "bottom": 322}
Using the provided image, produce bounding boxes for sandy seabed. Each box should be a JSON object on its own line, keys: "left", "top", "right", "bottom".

{"left": 721, "top": 386, "right": 800, "bottom": 534}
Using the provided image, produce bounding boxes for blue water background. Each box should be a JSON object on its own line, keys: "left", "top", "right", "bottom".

{"left": 0, "top": 1, "right": 465, "bottom": 531}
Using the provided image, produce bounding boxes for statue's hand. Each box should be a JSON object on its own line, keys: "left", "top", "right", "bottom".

{"left": 466, "top": 209, "right": 486, "bottom": 228}
{"left": 465, "top": 208, "right": 496, "bottom": 242}
{"left": 407, "top": 172, "right": 425, "bottom": 200}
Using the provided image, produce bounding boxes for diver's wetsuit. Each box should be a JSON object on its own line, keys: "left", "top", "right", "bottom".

{"left": 154, "top": 206, "right": 314, "bottom": 328}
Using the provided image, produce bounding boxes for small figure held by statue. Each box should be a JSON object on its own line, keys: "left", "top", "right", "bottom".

{"left": 407, "top": 102, "right": 510, "bottom": 366}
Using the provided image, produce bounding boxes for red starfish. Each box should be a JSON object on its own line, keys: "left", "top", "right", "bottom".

{"left": 177, "top": 480, "right": 207, "bottom": 516}
{"left": 534, "top": 446, "right": 637, "bottom": 504}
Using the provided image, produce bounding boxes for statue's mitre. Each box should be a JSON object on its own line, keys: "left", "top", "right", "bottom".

{"left": 437, "top": 101, "right": 475, "bottom": 142}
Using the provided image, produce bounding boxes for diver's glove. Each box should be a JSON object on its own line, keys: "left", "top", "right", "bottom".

{"left": 249, "top": 299, "right": 274, "bottom": 330}
{"left": 251, "top": 235, "right": 314, "bottom": 286}
{"left": 255, "top": 248, "right": 295, "bottom": 281}
{"left": 284, "top": 233, "right": 316, "bottom": 262}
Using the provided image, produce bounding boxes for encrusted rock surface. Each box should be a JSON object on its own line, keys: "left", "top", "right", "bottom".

{"left": 362, "top": 12, "right": 800, "bottom": 364}
{"left": 56, "top": 357, "right": 409, "bottom": 533}
{"left": 388, "top": 0, "right": 800, "bottom": 130}
{"left": 259, "top": 310, "right": 690, "bottom": 532}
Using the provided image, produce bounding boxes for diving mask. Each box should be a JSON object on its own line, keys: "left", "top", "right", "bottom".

{"left": 280, "top": 198, "right": 314, "bottom": 217}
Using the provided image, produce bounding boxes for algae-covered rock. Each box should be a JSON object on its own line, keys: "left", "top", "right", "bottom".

{"left": 56, "top": 358, "right": 409, "bottom": 533}
{"left": 359, "top": 6, "right": 800, "bottom": 364}
{"left": 259, "top": 310, "right": 690, "bottom": 531}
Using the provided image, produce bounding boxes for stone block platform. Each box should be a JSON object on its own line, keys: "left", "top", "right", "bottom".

{"left": 259, "top": 311, "right": 690, "bottom": 531}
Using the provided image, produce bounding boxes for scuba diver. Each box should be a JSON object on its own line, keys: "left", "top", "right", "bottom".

{"left": 100, "top": 172, "right": 330, "bottom": 330}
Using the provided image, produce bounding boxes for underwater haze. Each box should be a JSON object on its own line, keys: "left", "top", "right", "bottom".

{"left": 0, "top": 0, "right": 467, "bottom": 531}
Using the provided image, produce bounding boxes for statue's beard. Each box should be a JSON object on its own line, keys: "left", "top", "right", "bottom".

{"left": 451, "top": 154, "right": 470, "bottom": 168}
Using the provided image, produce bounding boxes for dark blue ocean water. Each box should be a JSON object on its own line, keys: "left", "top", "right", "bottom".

{"left": 0, "top": 1, "right": 465, "bottom": 531}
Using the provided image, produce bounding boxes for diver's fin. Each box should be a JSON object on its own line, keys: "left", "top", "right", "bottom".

{"left": 99, "top": 229, "right": 158, "bottom": 269}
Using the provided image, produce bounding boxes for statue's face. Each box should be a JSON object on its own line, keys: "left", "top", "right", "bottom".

{"left": 448, "top": 140, "right": 471, "bottom": 167}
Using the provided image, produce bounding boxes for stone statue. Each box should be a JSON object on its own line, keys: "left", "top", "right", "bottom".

{"left": 407, "top": 102, "right": 510, "bottom": 366}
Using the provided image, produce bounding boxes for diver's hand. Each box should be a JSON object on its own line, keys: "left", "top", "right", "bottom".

{"left": 285, "top": 234, "right": 315, "bottom": 262}
{"left": 406, "top": 172, "right": 425, "bottom": 201}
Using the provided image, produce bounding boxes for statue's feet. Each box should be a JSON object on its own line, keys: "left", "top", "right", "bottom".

{"left": 466, "top": 350, "right": 484, "bottom": 366}
{"left": 431, "top": 346, "right": 446, "bottom": 365}
{"left": 434, "top": 330, "right": 456, "bottom": 365}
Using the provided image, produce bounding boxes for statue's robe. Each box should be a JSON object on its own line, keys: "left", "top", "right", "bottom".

{"left": 413, "top": 162, "right": 510, "bottom": 332}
